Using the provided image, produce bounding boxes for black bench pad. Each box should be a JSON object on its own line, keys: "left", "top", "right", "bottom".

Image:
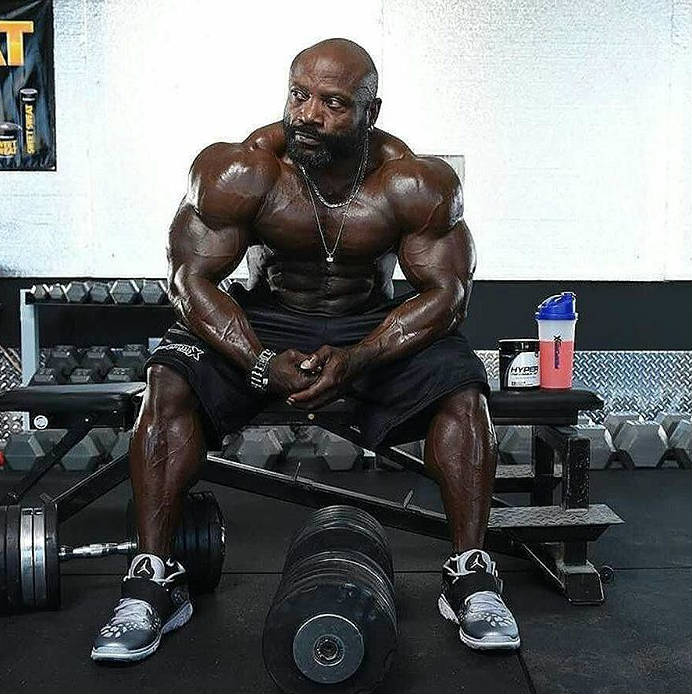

{"left": 0, "top": 383, "right": 146, "bottom": 415}
{"left": 257, "top": 385, "right": 603, "bottom": 426}
{"left": 488, "top": 386, "right": 603, "bottom": 418}
{"left": 0, "top": 382, "right": 603, "bottom": 422}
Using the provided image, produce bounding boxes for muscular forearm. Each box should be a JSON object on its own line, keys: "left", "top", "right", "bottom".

{"left": 348, "top": 287, "right": 464, "bottom": 374}
{"left": 170, "top": 275, "right": 263, "bottom": 372}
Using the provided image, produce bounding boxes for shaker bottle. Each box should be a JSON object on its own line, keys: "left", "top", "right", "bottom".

{"left": 535, "top": 292, "right": 578, "bottom": 389}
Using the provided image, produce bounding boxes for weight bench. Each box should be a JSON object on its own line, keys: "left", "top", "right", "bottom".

{"left": 0, "top": 381, "right": 622, "bottom": 610}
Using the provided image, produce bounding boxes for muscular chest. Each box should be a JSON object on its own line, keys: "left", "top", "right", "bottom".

{"left": 253, "top": 171, "right": 399, "bottom": 262}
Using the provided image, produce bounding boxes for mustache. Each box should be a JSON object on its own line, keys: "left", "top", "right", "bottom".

{"left": 288, "top": 125, "right": 323, "bottom": 141}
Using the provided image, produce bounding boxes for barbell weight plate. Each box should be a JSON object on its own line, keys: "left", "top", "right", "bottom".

{"left": 278, "top": 551, "right": 397, "bottom": 629}
{"left": 173, "top": 494, "right": 195, "bottom": 584}
{"left": 173, "top": 492, "right": 224, "bottom": 593}
{"left": 32, "top": 507, "right": 48, "bottom": 608}
{"left": 127, "top": 492, "right": 225, "bottom": 594}
{"left": 43, "top": 503, "right": 61, "bottom": 609}
{"left": 285, "top": 506, "right": 393, "bottom": 582}
{"left": 264, "top": 566, "right": 397, "bottom": 694}
{"left": 199, "top": 494, "right": 213, "bottom": 586}
{"left": 293, "top": 613, "right": 364, "bottom": 685}
{"left": 205, "top": 491, "right": 225, "bottom": 591}
{"left": 20, "top": 507, "right": 35, "bottom": 610}
{"left": 199, "top": 493, "right": 214, "bottom": 581}
{"left": 5, "top": 505, "right": 21, "bottom": 611}
{"left": 209, "top": 498, "right": 225, "bottom": 588}
{"left": 309, "top": 507, "right": 391, "bottom": 554}
{"left": 191, "top": 494, "right": 211, "bottom": 586}
{"left": 0, "top": 506, "right": 7, "bottom": 612}
{"left": 301, "top": 506, "right": 391, "bottom": 550}
{"left": 285, "top": 523, "right": 393, "bottom": 583}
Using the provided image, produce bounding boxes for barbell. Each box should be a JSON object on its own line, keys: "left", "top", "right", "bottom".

{"left": 0, "top": 491, "right": 225, "bottom": 614}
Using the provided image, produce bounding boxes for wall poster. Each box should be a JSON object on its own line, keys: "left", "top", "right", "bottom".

{"left": 0, "top": 0, "right": 55, "bottom": 170}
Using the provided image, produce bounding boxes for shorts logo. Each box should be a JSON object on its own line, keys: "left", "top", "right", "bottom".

{"left": 156, "top": 343, "right": 204, "bottom": 361}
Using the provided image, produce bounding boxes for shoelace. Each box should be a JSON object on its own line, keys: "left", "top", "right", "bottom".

{"left": 464, "top": 590, "right": 510, "bottom": 616}
{"left": 162, "top": 567, "right": 185, "bottom": 584}
{"left": 109, "top": 598, "right": 153, "bottom": 626}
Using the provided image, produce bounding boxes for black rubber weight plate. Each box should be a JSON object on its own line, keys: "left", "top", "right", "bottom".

{"left": 0, "top": 506, "right": 7, "bottom": 611}
{"left": 285, "top": 527, "right": 393, "bottom": 583}
{"left": 43, "top": 504, "right": 61, "bottom": 610}
{"left": 264, "top": 577, "right": 397, "bottom": 694}
{"left": 204, "top": 495, "right": 225, "bottom": 590}
{"left": 278, "top": 552, "right": 397, "bottom": 627}
{"left": 5, "top": 505, "right": 22, "bottom": 611}
{"left": 306, "top": 507, "right": 392, "bottom": 558}
{"left": 191, "top": 494, "right": 211, "bottom": 589}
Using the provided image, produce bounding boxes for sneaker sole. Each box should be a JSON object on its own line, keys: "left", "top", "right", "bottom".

{"left": 438, "top": 594, "right": 520, "bottom": 650}
{"left": 91, "top": 600, "right": 193, "bottom": 663}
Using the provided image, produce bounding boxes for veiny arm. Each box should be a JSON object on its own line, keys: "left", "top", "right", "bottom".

{"left": 167, "top": 142, "right": 278, "bottom": 372}
{"left": 348, "top": 157, "right": 476, "bottom": 373}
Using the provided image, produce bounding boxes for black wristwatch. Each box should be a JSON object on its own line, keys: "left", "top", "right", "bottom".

{"left": 248, "top": 349, "right": 277, "bottom": 393}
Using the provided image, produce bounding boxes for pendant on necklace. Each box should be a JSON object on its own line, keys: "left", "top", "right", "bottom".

{"left": 326, "top": 254, "right": 334, "bottom": 263}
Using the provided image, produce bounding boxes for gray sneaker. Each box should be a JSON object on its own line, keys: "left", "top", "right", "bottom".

{"left": 91, "top": 554, "right": 193, "bottom": 663}
{"left": 438, "top": 549, "right": 520, "bottom": 650}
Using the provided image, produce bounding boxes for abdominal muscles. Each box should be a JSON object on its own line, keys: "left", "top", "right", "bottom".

{"left": 246, "top": 245, "right": 395, "bottom": 316}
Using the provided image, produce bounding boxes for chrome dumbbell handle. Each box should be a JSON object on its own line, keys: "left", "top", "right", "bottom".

{"left": 58, "top": 540, "right": 137, "bottom": 561}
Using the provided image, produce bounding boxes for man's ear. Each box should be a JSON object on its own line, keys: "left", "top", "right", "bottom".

{"left": 368, "top": 98, "right": 382, "bottom": 129}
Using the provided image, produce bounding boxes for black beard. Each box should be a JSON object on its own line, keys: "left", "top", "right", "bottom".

{"left": 282, "top": 114, "right": 368, "bottom": 170}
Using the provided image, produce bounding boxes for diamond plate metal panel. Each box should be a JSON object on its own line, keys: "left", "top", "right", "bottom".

{"left": 478, "top": 350, "right": 692, "bottom": 424}
{"left": 0, "top": 346, "right": 23, "bottom": 442}
{"left": 2, "top": 346, "right": 690, "bottom": 440}
{"left": 488, "top": 503, "right": 622, "bottom": 529}
{"left": 574, "top": 351, "right": 692, "bottom": 424}
{"left": 478, "top": 350, "right": 500, "bottom": 382}
{"left": 0, "top": 347, "right": 21, "bottom": 391}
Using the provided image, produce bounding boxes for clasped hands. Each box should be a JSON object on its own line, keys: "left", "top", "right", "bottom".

{"left": 266, "top": 346, "right": 360, "bottom": 410}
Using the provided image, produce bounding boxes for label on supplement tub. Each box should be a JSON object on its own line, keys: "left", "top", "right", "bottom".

{"left": 503, "top": 351, "right": 539, "bottom": 388}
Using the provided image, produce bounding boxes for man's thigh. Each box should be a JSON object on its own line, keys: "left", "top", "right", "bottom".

{"left": 254, "top": 284, "right": 490, "bottom": 449}
{"left": 347, "top": 328, "right": 490, "bottom": 449}
{"left": 144, "top": 282, "right": 328, "bottom": 448}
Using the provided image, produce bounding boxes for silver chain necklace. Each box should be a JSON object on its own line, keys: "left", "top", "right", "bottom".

{"left": 298, "top": 136, "right": 369, "bottom": 263}
{"left": 299, "top": 134, "right": 368, "bottom": 208}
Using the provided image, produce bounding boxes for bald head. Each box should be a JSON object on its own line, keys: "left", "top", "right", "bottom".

{"left": 283, "top": 38, "right": 381, "bottom": 169}
{"left": 290, "top": 38, "right": 378, "bottom": 101}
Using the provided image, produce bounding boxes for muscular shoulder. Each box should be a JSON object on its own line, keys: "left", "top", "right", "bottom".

{"left": 381, "top": 152, "right": 464, "bottom": 234}
{"left": 187, "top": 134, "right": 281, "bottom": 224}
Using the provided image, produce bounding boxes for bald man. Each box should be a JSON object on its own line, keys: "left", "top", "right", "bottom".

{"left": 91, "top": 38, "right": 520, "bottom": 663}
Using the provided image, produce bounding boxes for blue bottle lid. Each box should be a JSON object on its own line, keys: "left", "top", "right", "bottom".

{"left": 534, "top": 292, "right": 578, "bottom": 320}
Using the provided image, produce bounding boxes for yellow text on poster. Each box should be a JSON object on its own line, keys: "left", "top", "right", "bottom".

{"left": 0, "top": 21, "right": 35, "bottom": 67}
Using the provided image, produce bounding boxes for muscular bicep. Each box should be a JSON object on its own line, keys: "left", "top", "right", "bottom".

{"left": 392, "top": 155, "right": 477, "bottom": 320}
{"left": 398, "top": 218, "right": 476, "bottom": 294}
{"left": 167, "top": 200, "right": 250, "bottom": 288}
{"left": 168, "top": 141, "right": 278, "bottom": 288}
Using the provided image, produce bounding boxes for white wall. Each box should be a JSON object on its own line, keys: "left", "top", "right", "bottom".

{"left": 1, "top": 0, "right": 690, "bottom": 281}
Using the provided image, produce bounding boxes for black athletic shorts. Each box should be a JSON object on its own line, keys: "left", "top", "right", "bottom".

{"left": 144, "top": 282, "right": 490, "bottom": 450}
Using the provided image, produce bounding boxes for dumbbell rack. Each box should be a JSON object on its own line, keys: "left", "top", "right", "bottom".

{"left": 19, "top": 288, "right": 169, "bottom": 387}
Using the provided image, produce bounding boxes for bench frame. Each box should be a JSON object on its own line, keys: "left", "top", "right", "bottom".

{"left": 1, "top": 382, "right": 623, "bottom": 606}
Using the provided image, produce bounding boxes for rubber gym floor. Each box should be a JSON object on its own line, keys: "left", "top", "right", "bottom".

{"left": 1, "top": 466, "right": 690, "bottom": 694}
